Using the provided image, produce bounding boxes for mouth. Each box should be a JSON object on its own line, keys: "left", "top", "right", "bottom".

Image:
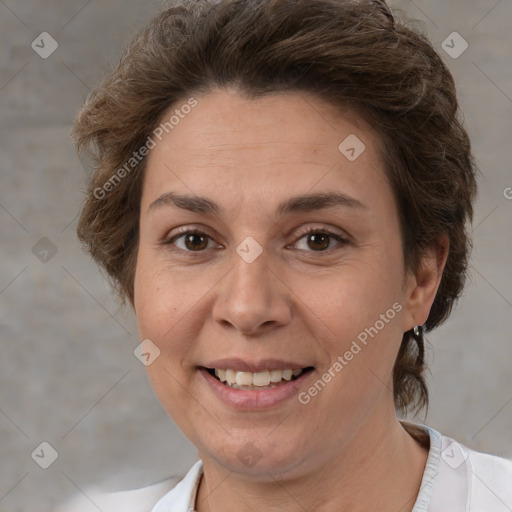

{"left": 204, "top": 366, "right": 315, "bottom": 390}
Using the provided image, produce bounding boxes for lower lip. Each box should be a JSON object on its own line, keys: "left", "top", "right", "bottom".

{"left": 199, "top": 368, "right": 312, "bottom": 409}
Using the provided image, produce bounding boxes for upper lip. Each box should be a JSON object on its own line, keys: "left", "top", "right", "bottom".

{"left": 201, "top": 358, "right": 313, "bottom": 373}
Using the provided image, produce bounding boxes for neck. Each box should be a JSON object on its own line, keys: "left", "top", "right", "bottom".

{"left": 196, "top": 413, "right": 428, "bottom": 512}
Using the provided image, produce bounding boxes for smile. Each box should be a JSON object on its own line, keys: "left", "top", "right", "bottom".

{"left": 199, "top": 359, "right": 316, "bottom": 408}
{"left": 206, "top": 367, "right": 314, "bottom": 390}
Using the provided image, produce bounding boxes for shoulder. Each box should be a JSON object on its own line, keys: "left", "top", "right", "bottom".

{"left": 150, "top": 460, "right": 203, "bottom": 512}
{"left": 465, "top": 443, "right": 512, "bottom": 510}
{"left": 56, "top": 477, "right": 180, "bottom": 512}
{"left": 56, "top": 462, "right": 203, "bottom": 512}
{"left": 403, "top": 423, "right": 512, "bottom": 512}
{"left": 432, "top": 428, "right": 512, "bottom": 512}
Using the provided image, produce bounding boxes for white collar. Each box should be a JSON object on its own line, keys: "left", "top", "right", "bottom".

{"left": 151, "top": 424, "right": 512, "bottom": 512}
{"left": 152, "top": 424, "right": 441, "bottom": 512}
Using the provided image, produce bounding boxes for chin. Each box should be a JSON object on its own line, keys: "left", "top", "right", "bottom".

{"left": 201, "top": 432, "right": 311, "bottom": 479}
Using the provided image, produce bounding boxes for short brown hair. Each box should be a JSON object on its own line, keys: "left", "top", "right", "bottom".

{"left": 74, "top": 0, "right": 477, "bottom": 414}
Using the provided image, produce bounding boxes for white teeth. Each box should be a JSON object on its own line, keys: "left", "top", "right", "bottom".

{"left": 236, "top": 371, "right": 253, "bottom": 386}
{"left": 225, "top": 369, "right": 237, "bottom": 385}
{"left": 212, "top": 368, "right": 304, "bottom": 387}
{"left": 252, "top": 371, "right": 271, "bottom": 386}
{"left": 269, "top": 369, "right": 283, "bottom": 382}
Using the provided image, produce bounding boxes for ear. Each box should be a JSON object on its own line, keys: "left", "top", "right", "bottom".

{"left": 402, "top": 235, "right": 449, "bottom": 332}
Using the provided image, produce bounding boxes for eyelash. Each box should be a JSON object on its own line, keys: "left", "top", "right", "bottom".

{"left": 161, "top": 226, "right": 349, "bottom": 255}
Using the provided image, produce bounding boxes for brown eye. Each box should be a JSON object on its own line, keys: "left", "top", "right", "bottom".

{"left": 165, "top": 230, "right": 214, "bottom": 252}
{"left": 306, "top": 232, "right": 330, "bottom": 251}
{"left": 294, "top": 229, "right": 348, "bottom": 252}
{"left": 183, "top": 232, "right": 208, "bottom": 251}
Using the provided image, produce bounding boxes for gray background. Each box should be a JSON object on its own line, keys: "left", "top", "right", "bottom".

{"left": 0, "top": 0, "right": 511, "bottom": 510}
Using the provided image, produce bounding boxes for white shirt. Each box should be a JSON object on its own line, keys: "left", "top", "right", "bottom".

{"left": 151, "top": 425, "right": 512, "bottom": 512}
{"left": 58, "top": 424, "right": 512, "bottom": 511}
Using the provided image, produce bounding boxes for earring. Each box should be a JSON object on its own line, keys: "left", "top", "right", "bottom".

{"left": 412, "top": 325, "right": 425, "bottom": 366}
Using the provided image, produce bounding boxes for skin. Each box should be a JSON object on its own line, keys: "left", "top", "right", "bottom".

{"left": 133, "top": 88, "right": 448, "bottom": 511}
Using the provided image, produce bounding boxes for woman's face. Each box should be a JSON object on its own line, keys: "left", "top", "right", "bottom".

{"left": 134, "top": 89, "right": 437, "bottom": 477}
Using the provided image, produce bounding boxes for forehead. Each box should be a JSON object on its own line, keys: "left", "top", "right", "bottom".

{"left": 141, "top": 88, "right": 390, "bottom": 211}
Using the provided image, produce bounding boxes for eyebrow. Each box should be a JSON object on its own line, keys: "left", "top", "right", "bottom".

{"left": 148, "top": 191, "right": 365, "bottom": 216}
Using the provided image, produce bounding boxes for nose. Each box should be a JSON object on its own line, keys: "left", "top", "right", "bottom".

{"left": 211, "top": 243, "right": 292, "bottom": 336}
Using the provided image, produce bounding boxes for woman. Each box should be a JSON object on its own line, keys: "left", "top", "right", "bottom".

{"left": 72, "top": 0, "right": 512, "bottom": 510}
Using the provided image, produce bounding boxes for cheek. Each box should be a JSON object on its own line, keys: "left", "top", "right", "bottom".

{"left": 134, "top": 256, "right": 197, "bottom": 421}
{"left": 134, "top": 251, "right": 218, "bottom": 384}
{"left": 135, "top": 252, "right": 192, "bottom": 335}
{"left": 297, "top": 265, "right": 405, "bottom": 385}
{"left": 306, "top": 264, "right": 402, "bottom": 332}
